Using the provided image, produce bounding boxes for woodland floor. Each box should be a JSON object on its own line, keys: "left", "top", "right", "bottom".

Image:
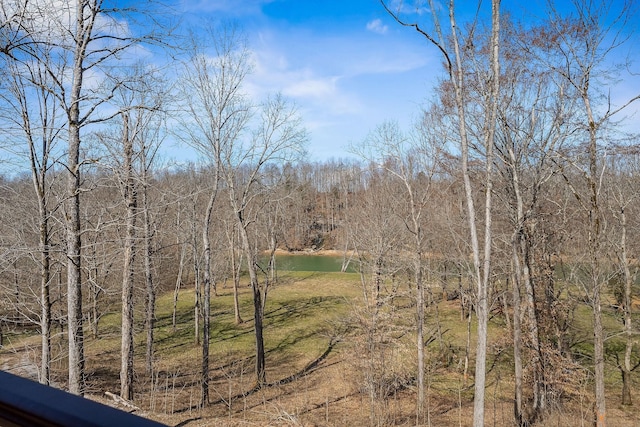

{"left": 2, "top": 268, "right": 640, "bottom": 426}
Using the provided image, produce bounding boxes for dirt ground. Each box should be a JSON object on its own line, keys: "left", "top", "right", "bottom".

{"left": 5, "top": 334, "right": 639, "bottom": 427}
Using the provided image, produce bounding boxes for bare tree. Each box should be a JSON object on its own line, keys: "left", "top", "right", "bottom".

{"left": 344, "top": 164, "right": 410, "bottom": 425}
{"left": 0, "top": 34, "right": 64, "bottom": 386}
{"left": 95, "top": 64, "right": 167, "bottom": 400}
{"left": 92, "top": 112, "right": 139, "bottom": 401}
{"left": 487, "top": 19, "right": 579, "bottom": 424}
{"left": 355, "top": 120, "right": 440, "bottom": 422}
{"left": 527, "top": 2, "right": 640, "bottom": 423}
{"left": 605, "top": 150, "right": 640, "bottom": 406}
{"left": 0, "top": 0, "right": 171, "bottom": 395}
{"left": 381, "top": 1, "right": 501, "bottom": 424}
{"left": 119, "top": 112, "right": 137, "bottom": 401}
{"left": 140, "top": 117, "right": 165, "bottom": 378}
{"left": 176, "top": 22, "right": 252, "bottom": 405}
{"left": 223, "top": 94, "right": 307, "bottom": 386}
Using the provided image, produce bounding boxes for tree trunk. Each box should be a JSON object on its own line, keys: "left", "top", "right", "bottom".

{"left": 511, "top": 154, "right": 545, "bottom": 423}
{"left": 448, "top": 0, "right": 500, "bottom": 420}
{"left": 201, "top": 191, "right": 215, "bottom": 406}
{"left": 511, "top": 252, "right": 524, "bottom": 426}
{"left": 39, "top": 214, "right": 51, "bottom": 386}
{"left": 32, "top": 154, "right": 52, "bottom": 386}
{"left": 172, "top": 244, "right": 186, "bottom": 331}
{"left": 471, "top": 3, "right": 500, "bottom": 424}
{"left": 268, "top": 232, "right": 278, "bottom": 284}
{"left": 252, "top": 278, "right": 266, "bottom": 386}
{"left": 66, "top": 0, "right": 100, "bottom": 396}
{"left": 193, "top": 217, "right": 200, "bottom": 346}
{"left": 230, "top": 242, "right": 244, "bottom": 325}
{"left": 143, "top": 183, "right": 155, "bottom": 375}
{"left": 620, "top": 206, "right": 634, "bottom": 406}
{"left": 585, "top": 91, "right": 606, "bottom": 427}
{"left": 239, "top": 221, "right": 266, "bottom": 386}
{"left": 120, "top": 113, "right": 136, "bottom": 401}
{"left": 593, "top": 284, "right": 606, "bottom": 426}
{"left": 89, "top": 255, "right": 101, "bottom": 339}
{"left": 415, "top": 252, "right": 425, "bottom": 423}
{"left": 621, "top": 369, "right": 632, "bottom": 406}
{"left": 66, "top": 81, "right": 85, "bottom": 397}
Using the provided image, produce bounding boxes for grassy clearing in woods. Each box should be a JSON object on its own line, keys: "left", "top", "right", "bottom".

{"left": 2, "top": 269, "right": 640, "bottom": 426}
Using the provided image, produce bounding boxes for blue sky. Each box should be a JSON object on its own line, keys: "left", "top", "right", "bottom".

{"left": 174, "top": 0, "right": 444, "bottom": 162}
{"left": 4, "top": 0, "right": 636, "bottom": 172}
{"left": 148, "top": 0, "right": 639, "bottom": 164}
{"left": 171, "top": 0, "right": 628, "bottom": 163}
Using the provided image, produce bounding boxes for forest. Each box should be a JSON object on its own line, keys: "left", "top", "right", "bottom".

{"left": 1, "top": 1, "right": 640, "bottom": 426}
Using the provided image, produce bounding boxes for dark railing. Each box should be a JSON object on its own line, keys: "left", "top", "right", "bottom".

{"left": 0, "top": 370, "right": 166, "bottom": 426}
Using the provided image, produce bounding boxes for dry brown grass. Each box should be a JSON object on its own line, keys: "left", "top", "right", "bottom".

{"left": 2, "top": 270, "right": 640, "bottom": 426}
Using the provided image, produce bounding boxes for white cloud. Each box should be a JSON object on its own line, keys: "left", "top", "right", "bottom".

{"left": 246, "top": 47, "right": 362, "bottom": 117}
{"left": 242, "top": 24, "right": 439, "bottom": 130}
{"left": 283, "top": 76, "right": 337, "bottom": 98}
{"left": 388, "top": 0, "right": 431, "bottom": 16}
{"left": 236, "top": 22, "right": 440, "bottom": 159}
{"left": 366, "top": 19, "right": 388, "bottom": 34}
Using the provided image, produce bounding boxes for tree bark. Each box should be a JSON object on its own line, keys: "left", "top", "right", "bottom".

{"left": 120, "top": 113, "right": 136, "bottom": 401}
{"left": 415, "top": 251, "right": 425, "bottom": 422}
{"left": 511, "top": 248, "right": 523, "bottom": 425}
{"left": 201, "top": 191, "right": 216, "bottom": 406}
{"left": 172, "top": 243, "right": 186, "bottom": 331}
{"left": 510, "top": 152, "right": 545, "bottom": 423}
{"left": 229, "top": 233, "right": 244, "bottom": 325}
{"left": 585, "top": 90, "right": 607, "bottom": 427}
{"left": 66, "top": 127, "right": 84, "bottom": 396}
{"left": 193, "top": 202, "right": 200, "bottom": 346}
{"left": 447, "top": 1, "right": 501, "bottom": 424}
{"left": 66, "top": 60, "right": 85, "bottom": 396}
{"left": 619, "top": 206, "right": 634, "bottom": 406}
{"left": 143, "top": 180, "right": 155, "bottom": 376}
{"left": 39, "top": 209, "right": 51, "bottom": 386}
{"left": 66, "top": 0, "right": 104, "bottom": 397}
{"left": 238, "top": 219, "right": 266, "bottom": 386}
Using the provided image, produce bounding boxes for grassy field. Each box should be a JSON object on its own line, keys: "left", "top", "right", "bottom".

{"left": 2, "top": 269, "right": 640, "bottom": 426}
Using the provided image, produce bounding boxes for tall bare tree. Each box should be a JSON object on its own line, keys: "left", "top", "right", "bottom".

{"left": 140, "top": 112, "right": 165, "bottom": 377}
{"left": 0, "top": 34, "right": 64, "bottom": 386}
{"left": 488, "top": 19, "right": 578, "bottom": 424}
{"left": 0, "top": 0, "right": 170, "bottom": 395}
{"left": 381, "top": 2, "right": 501, "bottom": 424}
{"left": 176, "top": 22, "right": 252, "bottom": 405}
{"left": 527, "top": 3, "right": 640, "bottom": 423}
{"left": 344, "top": 166, "right": 406, "bottom": 425}
{"left": 607, "top": 153, "right": 640, "bottom": 406}
{"left": 223, "top": 94, "right": 307, "bottom": 386}
{"left": 355, "top": 120, "right": 440, "bottom": 421}
{"left": 119, "top": 112, "right": 137, "bottom": 400}
{"left": 97, "top": 65, "right": 167, "bottom": 400}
